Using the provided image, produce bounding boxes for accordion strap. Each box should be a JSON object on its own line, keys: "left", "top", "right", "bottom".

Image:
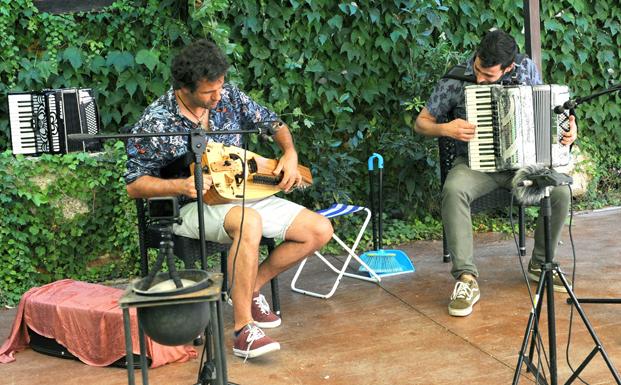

{"left": 442, "top": 63, "right": 476, "bottom": 83}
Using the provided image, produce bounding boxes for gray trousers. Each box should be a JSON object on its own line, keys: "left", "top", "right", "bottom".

{"left": 442, "top": 158, "right": 571, "bottom": 280}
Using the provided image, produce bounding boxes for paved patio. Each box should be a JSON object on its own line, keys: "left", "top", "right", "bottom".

{"left": 2, "top": 207, "right": 621, "bottom": 385}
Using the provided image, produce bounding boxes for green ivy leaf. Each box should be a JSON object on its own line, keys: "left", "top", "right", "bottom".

{"left": 89, "top": 55, "right": 107, "bottom": 74}
{"left": 577, "top": 51, "right": 588, "bottom": 64}
{"left": 458, "top": 1, "right": 473, "bottom": 16}
{"left": 250, "top": 45, "right": 270, "bottom": 60}
{"left": 305, "top": 60, "right": 324, "bottom": 73}
{"left": 327, "top": 15, "right": 342, "bottom": 30}
{"left": 375, "top": 37, "right": 392, "bottom": 53}
{"left": 390, "top": 30, "right": 404, "bottom": 43}
{"left": 31, "top": 194, "right": 48, "bottom": 207}
{"left": 305, "top": 11, "right": 321, "bottom": 24}
{"left": 61, "top": 47, "right": 82, "bottom": 70}
{"left": 135, "top": 49, "right": 159, "bottom": 71}
{"left": 106, "top": 51, "right": 135, "bottom": 72}
{"left": 369, "top": 8, "right": 380, "bottom": 23}
{"left": 544, "top": 19, "right": 563, "bottom": 32}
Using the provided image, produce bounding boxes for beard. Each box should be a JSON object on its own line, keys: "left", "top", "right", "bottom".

{"left": 187, "top": 97, "right": 216, "bottom": 110}
{"left": 200, "top": 101, "right": 216, "bottom": 109}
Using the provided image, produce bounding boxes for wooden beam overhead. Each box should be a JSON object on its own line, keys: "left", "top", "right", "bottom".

{"left": 33, "top": 0, "right": 115, "bottom": 14}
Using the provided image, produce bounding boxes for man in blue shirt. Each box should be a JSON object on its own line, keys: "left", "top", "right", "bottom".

{"left": 415, "top": 30, "right": 577, "bottom": 317}
{"left": 125, "top": 39, "right": 333, "bottom": 358}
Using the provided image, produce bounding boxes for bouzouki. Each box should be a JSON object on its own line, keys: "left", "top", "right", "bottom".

{"left": 189, "top": 142, "right": 313, "bottom": 205}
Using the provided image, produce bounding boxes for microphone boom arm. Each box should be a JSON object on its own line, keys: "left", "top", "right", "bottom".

{"left": 556, "top": 82, "right": 621, "bottom": 113}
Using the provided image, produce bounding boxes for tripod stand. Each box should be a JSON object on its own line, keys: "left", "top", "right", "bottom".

{"left": 139, "top": 216, "right": 184, "bottom": 291}
{"left": 512, "top": 178, "right": 621, "bottom": 384}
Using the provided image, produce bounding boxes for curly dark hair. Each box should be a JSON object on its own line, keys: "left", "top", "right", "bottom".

{"left": 476, "top": 29, "right": 518, "bottom": 69}
{"left": 171, "top": 39, "right": 230, "bottom": 91}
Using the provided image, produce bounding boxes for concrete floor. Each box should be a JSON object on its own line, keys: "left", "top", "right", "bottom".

{"left": 1, "top": 207, "right": 621, "bottom": 385}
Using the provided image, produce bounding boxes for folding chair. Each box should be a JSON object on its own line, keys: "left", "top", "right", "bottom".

{"left": 290, "top": 203, "right": 381, "bottom": 299}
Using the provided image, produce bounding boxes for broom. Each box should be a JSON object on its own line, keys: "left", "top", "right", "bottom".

{"left": 359, "top": 153, "right": 415, "bottom": 277}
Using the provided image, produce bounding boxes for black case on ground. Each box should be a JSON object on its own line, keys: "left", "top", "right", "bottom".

{"left": 27, "top": 327, "right": 150, "bottom": 368}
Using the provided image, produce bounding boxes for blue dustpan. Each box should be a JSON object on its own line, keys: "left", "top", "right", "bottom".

{"left": 358, "top": 153, "right": 415, "bottom": 277}
{"left": 359, "top": 249, "right": 415, "bottom": 277}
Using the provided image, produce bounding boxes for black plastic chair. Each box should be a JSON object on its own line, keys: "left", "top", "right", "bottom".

{"left": 134, "top": 198, "right": 282, "bottom": 316}
{"left": 438, "top": 137, "right": 526, "bottom": 263}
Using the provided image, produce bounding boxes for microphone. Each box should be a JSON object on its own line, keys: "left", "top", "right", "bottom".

{"left": 553, "top": 99, "right": 578, "bottom": 114}
{"left": 254, "top": 119, "right": 284, "bottom": 141}
{"left": 512, "top": 165, "right": 573, "bottom": 205}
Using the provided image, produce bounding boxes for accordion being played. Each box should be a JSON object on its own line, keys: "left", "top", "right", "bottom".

{"left": 8, "top": 88, "right": 102, "bottom": 156}
{"left": 465, "top": 84, "right": 571, "bottom": 172}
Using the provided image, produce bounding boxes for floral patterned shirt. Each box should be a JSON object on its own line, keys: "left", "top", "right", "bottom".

{"left": 426, "top": 55, "right": 542, "bottom": 157}
{"left": 124, "top": 83, "right": 278, "bottom": 184}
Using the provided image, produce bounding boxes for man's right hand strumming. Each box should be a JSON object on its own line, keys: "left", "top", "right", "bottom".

{"left": 126, "top": 174, "right": 212, "bottom": 199}
{"left": 178, "top": 174, "right": 212, "bottom": 198}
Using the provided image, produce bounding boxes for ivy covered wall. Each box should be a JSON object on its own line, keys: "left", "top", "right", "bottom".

{"left": 218, "top": 0, "right": 621, "bottom": 210}
{"left": 1, "top": 0, "right": 619, "bottom": 304}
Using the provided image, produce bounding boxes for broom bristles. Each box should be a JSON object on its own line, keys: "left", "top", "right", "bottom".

{"left": 360, "top": 250, "right": 408, "bottom": 274}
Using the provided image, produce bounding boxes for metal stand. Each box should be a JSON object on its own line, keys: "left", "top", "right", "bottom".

{"left": 556, "top": 84, "right": 621, "bottom": 308}
{"left": 569, "top": 297, "right": 621, "bottom": 304}
{"left": 71, "top": 127, "right": 259, "bottom": 385}
{"left": 554, "top": 82, "right": 621, "bottom": 113}
{"left": 119, "top": 274, "right": 225, "bottom": 385}
{"left": 512, "top": 187, "right": 621, "bottom": 384}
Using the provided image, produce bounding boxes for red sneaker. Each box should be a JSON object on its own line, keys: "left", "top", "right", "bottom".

{"left": 233, "top": 323, "right": 280, "bottom": 359}
{"left": 251, "top": 293, "right": 281, "bottom": 328}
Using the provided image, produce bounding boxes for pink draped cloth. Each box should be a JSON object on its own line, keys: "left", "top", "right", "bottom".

{"left": 0, "top": 279, "right": 197, "bottom": 368}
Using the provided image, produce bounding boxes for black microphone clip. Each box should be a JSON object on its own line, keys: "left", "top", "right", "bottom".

{"left": 512, "top": 165, "right": 572, "bottom": 205}
{"left": 520, "top": 169, "right": 573, "bottom": 189}
{"left": 255, "top": 119, "right": 284, "bottom": 142}
{"left": 554, "top": 99, "right": 577, "bottom": 114}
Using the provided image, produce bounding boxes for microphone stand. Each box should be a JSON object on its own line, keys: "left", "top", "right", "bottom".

{"left": 512, "top": 175, "right": 621, "bottom": 384}
{"left": 554, "top": 84, "right": 621, "bottom": 306}
{"left": 70, "top": 127, "right": 259, "bottom": 385}
{"left": 555, "top": 83, "right": 621, "bottom": 112}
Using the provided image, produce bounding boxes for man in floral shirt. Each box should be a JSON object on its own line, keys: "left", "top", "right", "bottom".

{"left": 415, "top": 30, "right": 577, "bottom": 317}
{"left": 125, "top": 39, "right": 333, "bottom": 359}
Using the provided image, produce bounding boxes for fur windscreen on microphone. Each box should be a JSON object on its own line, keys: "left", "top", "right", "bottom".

{"left": 512, "top": 164, "right": 547, "bottom": 205}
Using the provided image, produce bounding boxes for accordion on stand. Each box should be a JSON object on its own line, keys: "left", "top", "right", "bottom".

{"left": 8, "top": 88, "right": 102, "bottom": 156}
{"left": 465, "top": 84, "right": 572, "bottom": 172}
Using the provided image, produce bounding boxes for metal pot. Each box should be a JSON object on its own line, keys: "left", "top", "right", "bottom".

{"left": 132, "top": 269, "right": 212, "bottom": 346}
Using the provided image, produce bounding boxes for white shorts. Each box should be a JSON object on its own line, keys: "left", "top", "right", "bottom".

{"left": 173, "top": 196, "right": 305, "bottom": 244}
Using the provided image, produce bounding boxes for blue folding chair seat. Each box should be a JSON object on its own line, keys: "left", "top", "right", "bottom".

{"left": 290, "top": 203, "right": 381, "bottom": 299}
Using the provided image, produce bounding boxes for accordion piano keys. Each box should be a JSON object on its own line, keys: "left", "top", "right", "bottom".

{"left": 7, "top": 88, "right": 102, "bottom": 156}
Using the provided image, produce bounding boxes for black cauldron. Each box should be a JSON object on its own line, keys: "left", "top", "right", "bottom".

{"left": 132, "top": 269, "right": 212, "bottom": 346}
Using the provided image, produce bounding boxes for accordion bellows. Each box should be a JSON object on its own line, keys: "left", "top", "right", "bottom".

{"left": 8, "top": 88, "right": 102, "bottom": 156}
